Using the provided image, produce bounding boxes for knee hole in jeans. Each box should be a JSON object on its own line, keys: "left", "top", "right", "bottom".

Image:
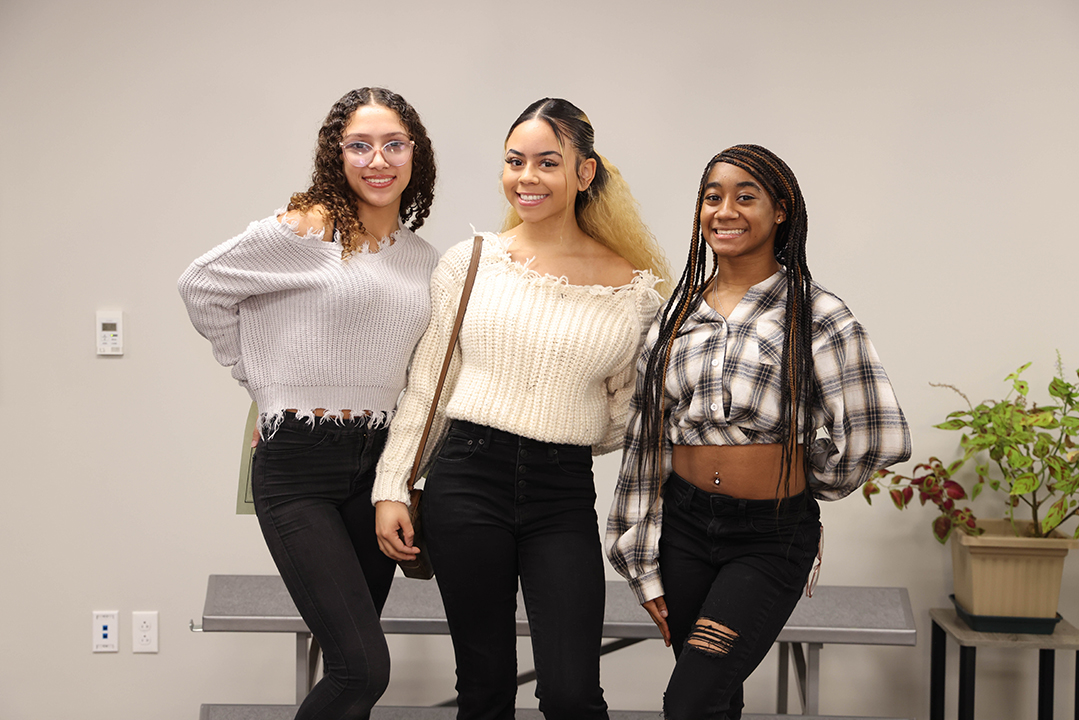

{"left": 686, "top": 617, "right": 738, "bottom": 657}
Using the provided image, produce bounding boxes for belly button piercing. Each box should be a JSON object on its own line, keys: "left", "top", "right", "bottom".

{"left": 713, "top": 470, "right": 722, "bottom": 486}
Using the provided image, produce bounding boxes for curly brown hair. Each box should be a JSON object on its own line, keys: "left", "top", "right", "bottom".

{"left": 287, "top": 88, "right": 436, "bottom": 258}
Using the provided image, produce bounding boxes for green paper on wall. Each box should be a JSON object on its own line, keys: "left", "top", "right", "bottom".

{"left": 236, "top": 401, "right": 258, "bottom": 514}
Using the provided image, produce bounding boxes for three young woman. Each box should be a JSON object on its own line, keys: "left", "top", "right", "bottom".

{"left": 373, "top": 98, "right": 669, "bottom": 720}
{"left": 179, "top": 88, "right": 438, "bottom": 719}
{"left": 607, "top": 145, "right": 910, "bottom": 719}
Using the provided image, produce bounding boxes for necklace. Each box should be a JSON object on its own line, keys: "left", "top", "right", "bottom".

{"left": 711, "top": 280, "right": 724, "bottom": 316}
{"left": 361, "top": 227, "right": 380, "bottom": 244}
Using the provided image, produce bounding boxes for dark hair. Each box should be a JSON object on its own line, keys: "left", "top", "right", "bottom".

{"left": 287, "top": 87, "right": 436, "bottom": 258}
{"left": 501, "top": 98, "right": 671, "bottom": 289}
{"left": 637, "top": 144, "right": 815, "bottom": 500}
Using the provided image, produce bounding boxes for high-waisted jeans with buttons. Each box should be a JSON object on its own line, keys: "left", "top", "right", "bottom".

{"left": 423, "top": 420, "right": 609, "bottom": 720}
{"left": 659, "top": 472, "right": 820, "bottom": 720}
{"left": 252, "top": 413, "right": 397, "bottom": 720}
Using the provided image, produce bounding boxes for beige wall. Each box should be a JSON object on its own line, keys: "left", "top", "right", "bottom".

{"left": 2, "top": 0, "right": 1078, "bottom": 717}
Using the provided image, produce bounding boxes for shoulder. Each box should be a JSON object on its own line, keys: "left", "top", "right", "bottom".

{"left": 806, "top": 279, "right": 876, "bottom": 354}
{"left": 185, "top": 212, "right": 294, "bottom": 270}
{"left": 278, "top": 206, "right": 329, "bottom": 239}
{"left": 393, "top": 225, "right": 440, "bottom": 264}
{"left": 596, "top": 245, "right": 638, "bottom": 287}
{"left": 432, "top": 232, "right": 500, "bottom": 286}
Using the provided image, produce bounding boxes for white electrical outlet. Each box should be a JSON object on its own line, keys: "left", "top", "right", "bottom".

{"left": 132, "top": 610, "right": 158, "bottom": 653}
{"left": 92, "top": 610, "right": 119, "bottom": 653}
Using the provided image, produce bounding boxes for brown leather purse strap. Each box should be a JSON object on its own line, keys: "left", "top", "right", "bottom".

{"left": 407, "top": 235, "right": 484, "bottom": 491}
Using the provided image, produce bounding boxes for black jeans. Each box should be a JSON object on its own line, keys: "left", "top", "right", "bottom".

{"left": 659, "top": 473, "right": 821, "bottom": 720}
{"left": 423, "top": 420, "right": 609, "bottom": 720}
{"left": 252, "top": 414, "right": 397, "bottom": 720}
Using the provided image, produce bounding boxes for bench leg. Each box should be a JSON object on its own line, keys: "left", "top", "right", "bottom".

{"left": 777, "top": 642, "right": 789, "bottom": 713}
{"left": 804, "top": 642, "right": 821, "bottom": 715}
{"left": 296, "top": 632, "right": 310, "bottom": 704}
{"left": 1038, "top": 648, "right": 1054, "bottom": 720}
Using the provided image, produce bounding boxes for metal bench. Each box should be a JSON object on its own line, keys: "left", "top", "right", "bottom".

{"left": 193, "top": 575, "right": 916, "bottom": 717}
{"left": 199, "top": 706, "right": 909, "bottom": 720}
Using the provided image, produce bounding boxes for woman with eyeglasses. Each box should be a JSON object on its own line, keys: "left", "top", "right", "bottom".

{"left": 372, "top": 97, "right": 670, "bottom": 720}
{"left": 606, "top": 145, "right": 911, "bottom": 720}
{"left": 178, "top": 87, "right": 438, "bottom": 720}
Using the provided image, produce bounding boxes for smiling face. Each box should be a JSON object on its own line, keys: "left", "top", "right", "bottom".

{"left": 341, "top": 103, "right": 412, "bottom": 213}
{"left": 699, "top": 162, "right": 786, "bottom": 262}
{"left": 501, "top": 119, "right": 594, "bottom": 227}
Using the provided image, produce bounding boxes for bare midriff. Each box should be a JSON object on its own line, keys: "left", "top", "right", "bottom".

{"left": 671, "top": 443, "right": 806, "bottom": 499}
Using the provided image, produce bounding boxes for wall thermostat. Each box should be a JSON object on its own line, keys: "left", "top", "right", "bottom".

{"left": 96, "top": 310, "right": 123, "bottom": 355}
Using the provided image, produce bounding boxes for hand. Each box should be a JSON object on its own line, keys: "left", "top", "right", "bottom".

{"left": 642, "top": 596, "right": 671, "bottom": 647}
{"left": 375, "top": 500, "right": 422, "bottom": 561}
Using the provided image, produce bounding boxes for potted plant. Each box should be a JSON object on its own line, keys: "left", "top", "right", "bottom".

{"left": 864, "top": 357, "right": 1079, "bottom": 624}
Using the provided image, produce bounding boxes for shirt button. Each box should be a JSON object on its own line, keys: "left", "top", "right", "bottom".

{"left": 711, "top": 359, "right": 720, "bottom": 367}
{"left": 710, "top": 403, "right": 718, "bottom": 411}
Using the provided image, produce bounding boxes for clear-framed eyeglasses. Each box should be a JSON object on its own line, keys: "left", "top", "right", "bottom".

{"left": 339, "top": 139, "right": 414, "bottom": 168}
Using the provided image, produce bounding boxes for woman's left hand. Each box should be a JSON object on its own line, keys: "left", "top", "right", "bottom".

{"left": 642, "top": 596, "right": 671, "bottom": 647}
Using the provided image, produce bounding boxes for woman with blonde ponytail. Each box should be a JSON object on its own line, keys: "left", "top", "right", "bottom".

{"left": 373, "top": 98, "right": 668, "bottom": 719}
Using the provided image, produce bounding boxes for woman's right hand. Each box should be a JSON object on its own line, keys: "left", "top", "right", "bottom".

{"left": 375, "top": 500, "right": 422, "bottom": 561}
{"left": 642, "top": 596, "right": 671, "bottom": 647}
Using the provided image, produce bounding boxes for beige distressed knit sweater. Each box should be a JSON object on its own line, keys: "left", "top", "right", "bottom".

{"left": 372, "top": 232, "right": 663, "bottom": 505}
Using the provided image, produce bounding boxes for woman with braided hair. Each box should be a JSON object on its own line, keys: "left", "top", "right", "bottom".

{"left": 607, "top": 145, "right": 910, "bottom": 719}
{"left": 374, "top": 97, "right": 669, "bottom": 719}
{"left": 179, "top": 87, "right": 438, "bottom": 719}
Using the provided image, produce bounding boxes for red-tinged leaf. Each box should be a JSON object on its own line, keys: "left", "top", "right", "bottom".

{"left": 862, "top": 482, "right": 880, "bottom": 503}
{"left": 902, "top": 487, "right": 913, "bottom": 504}
{"left": 943, "top": 498, "right": 955, "bottom": 511}
{"left": 933, "top": 516, "right": 953, "bottom": 544}
{"left": 943, "top": 480, "right": 966, "bottom": 499}
{"left": 889, "top": 489, "right": 905, "bottom": 510}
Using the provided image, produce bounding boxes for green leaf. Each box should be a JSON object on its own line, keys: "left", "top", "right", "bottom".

{"left": 1010, "top": 473, "right": 1040, "bottom": 495}
{"left": 1053, "top": 474, "right": 1079, "bottom": 495}
{"left": 1049, "top": 377, "right": 1071, "bottom": 399}
{"left": 1014, "top": 379, "right": 1030, "bottom": 397}
{"left": 935, "top": 419, "right": 967, "bottom": 431}
{"left": 1042, "top": 498, "right": 1069, "bottom": 533}
{"left": 1005, "top": 363, "right": 1032, "bottom": 383}
{"left": 1061, "top": 416, "right": 1079, "bottom": 432}
{"left": 971, "top": 480, "right": 984, "bottom": 500}
{"left": 1006, "top": 447, "right": 1034, "bottom": 469}
{"left": 1031, "top": 411, "right": 1058, "bottom": 429}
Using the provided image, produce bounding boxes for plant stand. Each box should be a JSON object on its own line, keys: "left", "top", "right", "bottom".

{"left": 929, "top": 607, "right": 1079, "bottom": 720}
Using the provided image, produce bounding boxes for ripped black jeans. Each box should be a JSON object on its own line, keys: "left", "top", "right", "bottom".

{"left": 659, "top": 472, "right": 820, "bottom": 720}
